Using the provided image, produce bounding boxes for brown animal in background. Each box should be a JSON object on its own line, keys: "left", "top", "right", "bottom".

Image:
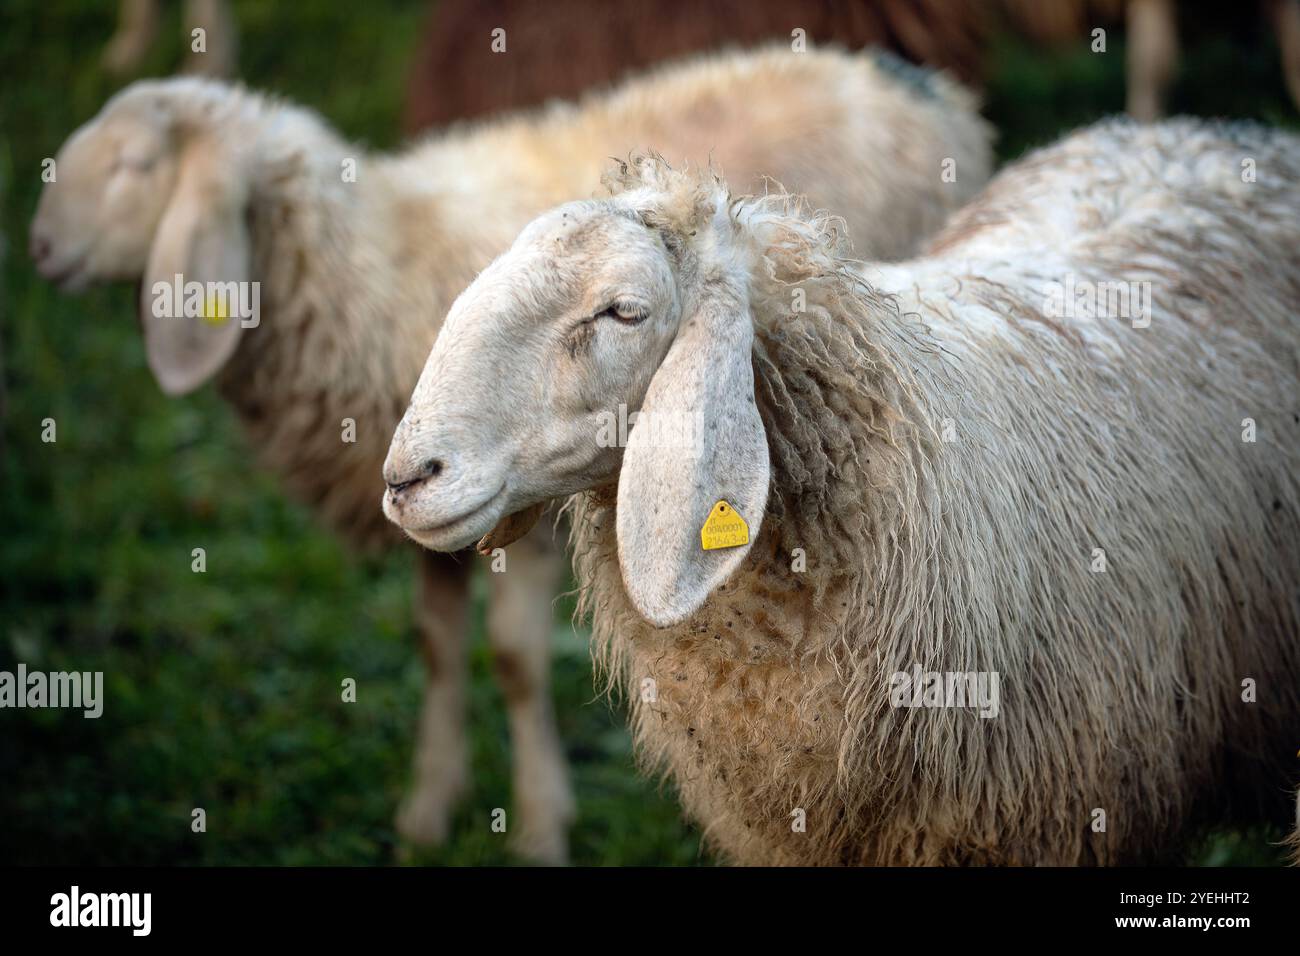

{"left": 402, "top": 0, "right": 986, "bottom": 133}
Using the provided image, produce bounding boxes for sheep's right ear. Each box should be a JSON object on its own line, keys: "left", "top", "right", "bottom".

{"left": 615, "top": 273, "right": 769, "bottom": 628}
{"left": 140, "top": 149, "right": 250, "bottom": 396}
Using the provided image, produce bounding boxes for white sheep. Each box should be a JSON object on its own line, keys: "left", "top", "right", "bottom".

{"left": 30, "top": 45, "right": 992, "bottom": 863}
{"left": 383, "top": 119, "right": 1300, "bottom": 865}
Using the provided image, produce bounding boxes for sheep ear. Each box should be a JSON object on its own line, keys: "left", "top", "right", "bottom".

{"left": 616, "top": 279, "right": 769, "bottom": 627}
{"left": 140, "top": 152, "right": 249, "bottom": 396}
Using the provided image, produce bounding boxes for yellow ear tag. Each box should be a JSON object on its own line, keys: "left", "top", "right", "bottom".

{"left": 700, "top": 500, "right": 749, "bottom": 551}
{"left": 203, "top": 292, "right": 229, "bottom": 325}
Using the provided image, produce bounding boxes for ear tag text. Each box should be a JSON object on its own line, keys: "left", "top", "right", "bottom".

{"left": 701, "top": 500, "right": 749, "bottom": 551}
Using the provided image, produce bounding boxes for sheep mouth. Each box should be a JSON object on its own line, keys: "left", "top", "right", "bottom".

{"left": 397, "top": 484, "right": 508, "bottom": 552}
{"left": 37, "top": 254, "right": 89, "bottom": 292}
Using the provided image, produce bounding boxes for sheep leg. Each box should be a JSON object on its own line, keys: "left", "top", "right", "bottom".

{"left": 1126, "top": 0, "right": 1178, "bottom": 121}
{"left": 485, "top": 527, "right": 574, "bottom": 865}
{"left": 102, "top": 0, "right": 159, "bottom": 75}
{"left": 182, "top": 0, "right": 237, "bottom": 78}
{"left": 395, "top": 549, "right": 472, "bottom": 849}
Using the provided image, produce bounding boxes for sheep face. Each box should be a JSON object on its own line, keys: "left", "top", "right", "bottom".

{"left": 31, "top": 80, "right": 255, "bottom": 396}
{"left": 386, "top": 187, "right": 770, "bottom": 627}
{"left": 31, "top": 94, "right": 180, "bottom": 289}
{"left": 384, "top": 201, "right": 679, "bottom": 548}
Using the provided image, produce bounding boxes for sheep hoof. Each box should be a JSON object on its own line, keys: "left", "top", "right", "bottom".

{"left": 509, "top": 826, "right": 571, "bottom": 866}
{"left": 393, "top": 782, "right": 464, "bottom": 848}
{"left": 509, "top": 781, "right": 576, "bottom": 866}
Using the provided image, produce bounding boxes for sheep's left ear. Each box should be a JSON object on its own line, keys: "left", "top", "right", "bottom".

{"left": 140, "top": 147, "right": 250, "bottom": 396}
{"left": 616, "top": 273, "right": 769, "bottom": 627}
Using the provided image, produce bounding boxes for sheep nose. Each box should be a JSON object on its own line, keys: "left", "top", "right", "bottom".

{"left": 29, "top": 231, "right": 51, "bottom": 262}
{"left": 385, "top": 458, "right": 444, "bottom": 495}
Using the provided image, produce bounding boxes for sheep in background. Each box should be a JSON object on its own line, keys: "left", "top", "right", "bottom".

{"left": 103, "top": 0, "right": 237, "bottom": 78}
{"left": 30, "top": 46, "right": 992, "bottom": 863}
{"left": 1002, "top": 0, "right": 1300, "bottom": 121}
{"left": 383, "top": 121, "right": 1300, "bottom": 865}
{"left": 1124, "top": 0, "right": 1300, "bottom": 120}
{"left": 402, "top": 0, "right": 986, "bottom": 133}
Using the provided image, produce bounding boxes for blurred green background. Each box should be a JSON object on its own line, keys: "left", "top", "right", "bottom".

{"left": 1, "top": 0, "right": 1296, "bottom": 866}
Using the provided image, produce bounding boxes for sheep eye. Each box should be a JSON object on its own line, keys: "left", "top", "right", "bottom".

{"left": 596, "top": 302, "right": 648, "bottom": 325}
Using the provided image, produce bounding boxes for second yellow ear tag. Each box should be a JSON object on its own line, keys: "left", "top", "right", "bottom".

{"left": 203, "top": 292, "right": 230, "bottom": 325}
{"left": 700, "top": 500, "right": 749, "bottom": 551}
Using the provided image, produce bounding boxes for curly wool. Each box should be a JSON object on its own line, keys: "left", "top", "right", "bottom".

{"left": 573, "top": 121, "right": 1300, "bottom": 865}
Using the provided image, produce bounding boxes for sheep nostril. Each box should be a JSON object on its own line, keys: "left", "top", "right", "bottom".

{"left": 29, "top": 233, "right": 51, "bottom": 262}
{"left": 385, "top": 458, "right": 445, "bottom": 495}
{"left": 386, "top": 476, "right": 422, "bottom": 495}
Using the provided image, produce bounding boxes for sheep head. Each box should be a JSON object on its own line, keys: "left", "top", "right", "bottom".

{"left": 31, "top": 78, "right": 255, "bottom": 396}
{"left": 384, "top": 157, "right": 770, "bottom": 627}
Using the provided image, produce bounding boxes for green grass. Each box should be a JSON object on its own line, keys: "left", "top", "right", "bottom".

{"left": 1, "top": 0, "right": 1294, "bottom": 866}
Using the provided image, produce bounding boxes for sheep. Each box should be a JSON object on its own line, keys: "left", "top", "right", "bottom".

{"left": 402, "top": 0, "right": 986, "bottom": 133}
{"left": 382, "top": 119, "right": 1300, "bottom": 866}
{"left": 29, "top": 45, "right": 993, "bottom": 864}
